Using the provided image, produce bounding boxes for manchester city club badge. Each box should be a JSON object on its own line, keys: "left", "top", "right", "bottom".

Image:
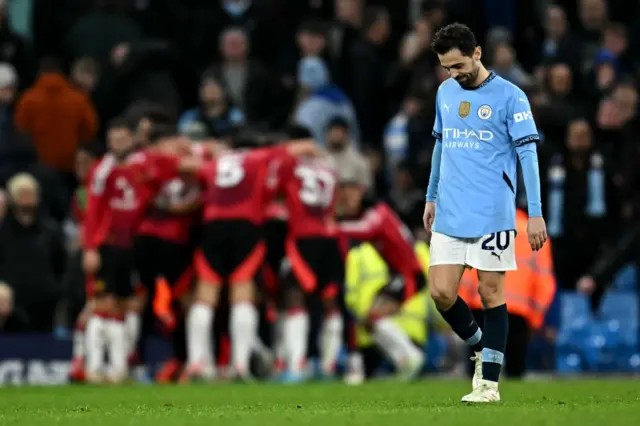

{"left": 477, "top": 105, "right": 492, "bottom": 120}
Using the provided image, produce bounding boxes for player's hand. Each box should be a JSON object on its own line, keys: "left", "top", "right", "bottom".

{"left": 577, "top": 276, "right": 596, "bottom": 295}
{"left": 77, "top": 301, "right": 94, "bottom": 329}
{"left": 82, "top": 249, "right": 101, "bottom": 275}
{"left": 179, "top": 155, "right": 203, "bottom": 174}
{"left": 527, "top": 216, "right": 547, "bottom": 251}
{"left": 423, "top": 202, "right": 436, "bottom": 232}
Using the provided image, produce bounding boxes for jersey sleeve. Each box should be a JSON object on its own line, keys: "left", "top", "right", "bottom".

{"left": 506, "top": 88, "right": 539, "bottom": 147}
{"left": 147, "top": 153, "right": 181, "bottom": 186}
{"left": 339, "top": 208, "right": 382, "bottom": 241}
{"left": 432, "top": 87, "right": 443, "bottom": 141}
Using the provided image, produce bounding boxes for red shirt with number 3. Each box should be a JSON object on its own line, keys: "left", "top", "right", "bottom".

{"left": 277, "top": 155, "right": 338, "bottom": 238}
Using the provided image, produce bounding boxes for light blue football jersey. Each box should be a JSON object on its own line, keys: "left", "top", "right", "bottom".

{"left": 426, "top": 72, "right": 541, "bottom": 238}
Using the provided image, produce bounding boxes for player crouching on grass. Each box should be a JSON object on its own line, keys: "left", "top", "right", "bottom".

{"left": 337, "top": 181, "right": 426, "bottom": 380}
{"left": 425, "top": 23, "right": 547, "bottom": 403}
{"left": 342, "top": 239, "right": 436, "bottom": 384}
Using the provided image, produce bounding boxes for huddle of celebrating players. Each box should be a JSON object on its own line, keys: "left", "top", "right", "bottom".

{"left": 68, "top": 111, "right": 427, "bottom": 385}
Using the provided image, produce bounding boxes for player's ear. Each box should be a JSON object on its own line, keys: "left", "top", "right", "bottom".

{"left": 474, "top": 46, "right": 482, "bottom": 62}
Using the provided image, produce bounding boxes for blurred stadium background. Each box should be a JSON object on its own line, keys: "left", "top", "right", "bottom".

{"left": 0, "top": 0, "right": 639, "bottom": 386}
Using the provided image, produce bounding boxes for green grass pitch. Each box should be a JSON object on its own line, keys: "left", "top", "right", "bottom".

{"left": 1, "top": 379, "right": 639, "bottom": 425}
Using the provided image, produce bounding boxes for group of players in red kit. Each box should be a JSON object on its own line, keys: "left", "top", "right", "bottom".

{"left": 68, "top": 112, "right": 427, "bottom": 384}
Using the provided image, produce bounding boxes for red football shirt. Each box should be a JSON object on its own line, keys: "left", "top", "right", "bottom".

{"left": 136, "top": 176, "right": 201, "bottom": 243}
{"left": 83, "top": 151, "right": 180, "bottom": 249}
{"left": 339, "top": 203, "right": 423, "bottom": 292}
{"left": 265, "top": 200, "right": 289, "bottom": 221}
{"left": 198, "top": 146, "right": 288, "bottom": 223}
{"left": 278, "top": 155, "right": 338, "bottom": 238}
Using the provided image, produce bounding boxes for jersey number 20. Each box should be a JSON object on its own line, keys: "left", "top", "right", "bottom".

{"left": 481, "top": 231, "right": 510, "bottom": 251}
{"left": 295, "top": 166, "right": 335, "bottom": 208}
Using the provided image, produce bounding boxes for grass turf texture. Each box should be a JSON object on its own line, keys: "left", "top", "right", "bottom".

{"left": 0, "top": 379, "right": 638, "bottom": 425}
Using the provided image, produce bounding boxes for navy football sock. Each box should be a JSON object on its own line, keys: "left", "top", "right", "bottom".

{"left": 481, "top": 304, "right": 508, "bottom": 382}
{"left": 438, "top": 296, "right": 483, "bottom": 353}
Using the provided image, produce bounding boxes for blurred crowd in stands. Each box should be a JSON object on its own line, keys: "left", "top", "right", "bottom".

{"left": 0, "top": 0, "right": 638, "bottom": 343}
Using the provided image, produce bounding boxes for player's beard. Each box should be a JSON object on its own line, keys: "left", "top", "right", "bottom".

{"left": 456, "top": 64, "right": 480, "bottom": 88}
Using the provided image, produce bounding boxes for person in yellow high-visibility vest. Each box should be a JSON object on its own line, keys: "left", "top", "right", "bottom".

{"left": 343, "top": 239, "right": 443, "bottom": 383}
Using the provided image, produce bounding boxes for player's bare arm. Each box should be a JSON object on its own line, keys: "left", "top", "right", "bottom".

{"left": 82, "top": 248, "right": 101, "bottom": 275}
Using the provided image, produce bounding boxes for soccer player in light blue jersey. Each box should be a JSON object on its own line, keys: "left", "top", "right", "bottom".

{"left": 424, "top": 23, "right": 547, "bottom": 403}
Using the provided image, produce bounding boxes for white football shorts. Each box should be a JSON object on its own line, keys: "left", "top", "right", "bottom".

{"left": 429, "top": 231, "right": 517, "bottom": 271}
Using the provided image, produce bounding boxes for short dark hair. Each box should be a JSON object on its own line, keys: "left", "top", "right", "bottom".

{"left": 362, "top": 7, "right": 388, "bottom": 33}
{"left": 77, "top": 140, "right": 105, "bottom": 158}
{"left": 232, "top": 127, "right": 263, "bottom": 149}
{"left": 283, "top": 124, "right": 313, "bottom": 140}
{"left": 298, "top": 19, "right": 327, "bottom": 36}
{"left": 107, "top": 116, "right": 134, "bottom": 132}
{"left": 125, "top": 101, "right": 175, "bottom": 127}
{"left": 327, "top": 116, "right": 349, "bottom": 131}
{"left": 605, "top": 22, "right": 627, "bottom": 39}
{"left": 148, "top": 123, "right": 177, "bottom": 144}
{"left": 430, "top": 23, "right": 478, "bottom": 57}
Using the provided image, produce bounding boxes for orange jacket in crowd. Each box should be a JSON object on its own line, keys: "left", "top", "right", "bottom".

{"left": 459, "top": 209, "right": 557, "bottom": 330}
{"left": 14, "top": 72, "right": 98, "bottom": 171}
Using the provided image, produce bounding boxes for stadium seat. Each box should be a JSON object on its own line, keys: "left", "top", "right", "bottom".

{"left": 611, "top": 264, "right": 638, "bottom": 292}
{"left": 555, "top": 352, "right": 584, "bottom": 374}
{"left": 557, "top": 292, "right": 593, "bottom": 350}
{"left": 598, "top": 291, "right": 639, "bottom": 346}
{"left": 560, "top": 292, "right": 592, "bottom": 327}
{"left": 583, "top": 321, "right": 621, "bottom": 370}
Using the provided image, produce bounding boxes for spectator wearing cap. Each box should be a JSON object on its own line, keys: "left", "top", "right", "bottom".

{"left": 0, "top": 62, "right": 16, "bottom": 143}
{"left": 178, "top": 75, "right": 245, "bottom": 139}
{"left": 14, "top": 57, "right": 98, "bottom": 186}
{"left": 294, "top": 56, "right": 359, "bottom": 147}
{"left": 325, "top": 116, "right": 370, "bottom": 191}
{"left": 0, "top": 172, "right": 66, "bottom": 332}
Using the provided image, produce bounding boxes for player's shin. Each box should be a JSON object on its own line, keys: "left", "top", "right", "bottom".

{"left": 435, "top": 295, "right": 484, "bottom": 353}
{"left": 85, "top": 312, "right": 106, "bottom": 381}
{"left": 229, "top": 281, "right": 258, "bottom": 378}
{"left": 319, "top": 308, "right": 343, "bottom": 377}
{"left": 273, "top": 314, "right": 287, "bottom": 372}
{"left": 125, "top": 313, "right": 140, "bottom": 356}
{"left": 477, "top": 275, "right": 508, "bottom": 383}
{"left": 72, "top": 325, "right": 86, "bottom": 361}
{"left": 283, "top": 308, "right": 309, "bottom": 374}
{"left": 186, "top": 283, "right": 217, "bottom": 377}
{"left": 105, "top": 312, "right": 128, "bottom": 382}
